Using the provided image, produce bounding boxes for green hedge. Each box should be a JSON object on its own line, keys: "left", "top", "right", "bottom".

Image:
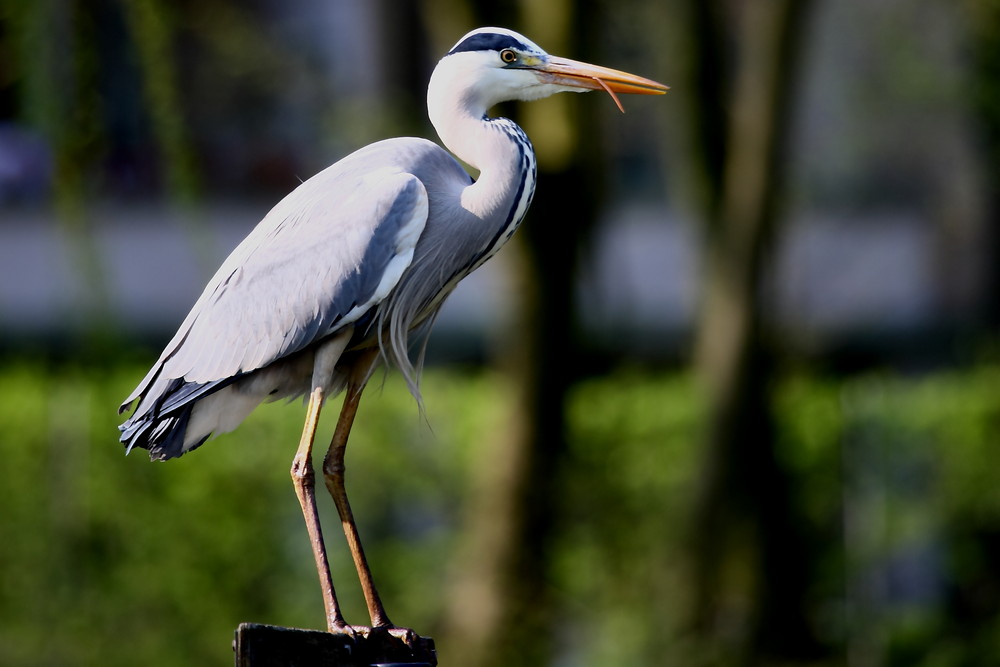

{"left": 0, "top": 361, "right": 997, "bottom": 665}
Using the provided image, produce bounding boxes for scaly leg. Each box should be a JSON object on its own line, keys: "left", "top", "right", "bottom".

{"left": 290, "top": 386, "right": 350, "bottom": 634}
{"left": 322, "top": 376, "right": 396, "bottom": 630}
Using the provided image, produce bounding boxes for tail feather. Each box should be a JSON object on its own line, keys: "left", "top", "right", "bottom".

{"left": 119, "top": 374, "right": 235, "bottom": 461}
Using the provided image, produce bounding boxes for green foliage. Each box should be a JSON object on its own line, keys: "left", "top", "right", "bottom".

{"left": 0, "top": 361, "right": 510, "bottom": 667}
{"left": 0, "top": 360, "right": 998, "bottom": 665}
{"left": 557, "top": 370, "right": 704, "bottom": 665}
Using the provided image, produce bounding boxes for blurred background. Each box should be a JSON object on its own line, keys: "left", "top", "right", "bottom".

{"left": 1, "top": 0, "right": 998, "bottom": 665}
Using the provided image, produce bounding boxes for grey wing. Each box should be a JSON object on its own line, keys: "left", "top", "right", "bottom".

{"left": 121, "top": 165, "right": 428, "bottom": 415}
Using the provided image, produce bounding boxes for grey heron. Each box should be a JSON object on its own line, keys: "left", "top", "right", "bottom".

{"left": 119, "top": 26, "right": 666, "bottom": 640}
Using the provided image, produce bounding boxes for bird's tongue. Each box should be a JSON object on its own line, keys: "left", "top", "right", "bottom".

{"left": 591, "top": 77, "right": 626, "bottom": 113}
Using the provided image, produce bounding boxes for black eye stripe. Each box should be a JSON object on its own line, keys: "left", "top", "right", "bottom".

{"left": 448, "top": 32, "right": 529, "bottom": 56}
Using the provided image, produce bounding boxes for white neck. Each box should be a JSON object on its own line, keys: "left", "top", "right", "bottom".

{"left": 427, "top": 57, "right": 536, "bottom": 224}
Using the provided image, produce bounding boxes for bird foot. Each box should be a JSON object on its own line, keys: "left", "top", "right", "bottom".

{"left": 328, "top": 624, "right": 433, "bottom": 663}
{"left": 326, "top": 619, "right": 363, "bottom": 641}
{"left": 341, "top": 623, "right": 419, "bottom": 645}
{"left": 380, "top": 624, "right": 421, "bottom": 647}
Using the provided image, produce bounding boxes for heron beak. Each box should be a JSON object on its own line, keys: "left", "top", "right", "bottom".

{"left": 534, "top": 56, "right": 669, "bottom": 112}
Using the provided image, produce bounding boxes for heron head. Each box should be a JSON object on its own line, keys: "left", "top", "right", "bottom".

{"left": 430, "top": 27, "right": 668, "bottom": 114}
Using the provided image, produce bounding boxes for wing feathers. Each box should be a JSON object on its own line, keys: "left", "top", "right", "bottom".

{"left": 119, "top": 160, "right": 430, "bottom": 458}
{"left": 164, "top": 168, "right": 427, "bottom": 383}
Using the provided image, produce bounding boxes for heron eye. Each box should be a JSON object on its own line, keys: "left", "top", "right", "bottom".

{"left": 500, "top": 49, "right": 518, "bottom": 64}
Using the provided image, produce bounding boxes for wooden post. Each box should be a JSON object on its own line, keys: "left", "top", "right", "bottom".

{"left": 234, "top": 623, "right": 437, "bottom": 667}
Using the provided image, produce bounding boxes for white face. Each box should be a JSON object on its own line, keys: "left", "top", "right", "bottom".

{"left": 434, "top": 25, "right": 668, "bottom": 114}
{"left": 436, "top": 28, "right": 581, "bottom": 108}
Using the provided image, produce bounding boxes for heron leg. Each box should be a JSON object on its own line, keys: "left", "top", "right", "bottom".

{"left": 291, "top": 386, "right": 351, "bottom": 634}
{"left": 320, "top": 348, "right": 415, "bottom": 640}
{"left": 322, "top": 376, "right": 397, "bottom": 631}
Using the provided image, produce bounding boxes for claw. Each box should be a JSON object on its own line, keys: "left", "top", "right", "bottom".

{"left": 329, "top": 621, "right": 364, "bottom": 640}
{"left": 366, "top": 624, "right": 419, "bottom": 645}
{"left": 385, "top": 625, "right": 420, "bottom": 647}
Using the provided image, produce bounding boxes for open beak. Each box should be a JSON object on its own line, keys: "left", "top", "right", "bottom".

{"left": 534, "top": 56, "right": 669, "bottom": 112}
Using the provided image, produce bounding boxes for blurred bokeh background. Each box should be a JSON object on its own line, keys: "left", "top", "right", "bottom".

{"left": 1, "top": 0, "right": 998, "bottom": 665}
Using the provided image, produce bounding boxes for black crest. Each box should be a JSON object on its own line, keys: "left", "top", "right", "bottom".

{"left": 448, "top": 31, "right": 529, "bottom": 56}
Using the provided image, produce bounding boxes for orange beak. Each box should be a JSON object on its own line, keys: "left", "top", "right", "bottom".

{"left": 534, "top": 55, "right": 669, "bottom": 112}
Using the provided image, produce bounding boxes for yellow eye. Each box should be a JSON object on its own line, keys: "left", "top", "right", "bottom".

{"left": 500, "top": 49, "right": 517, "bottom": 64}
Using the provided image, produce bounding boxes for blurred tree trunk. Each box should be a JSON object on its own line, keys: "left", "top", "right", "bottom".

{"left": 966, "top": 0, "right": 1000, "bottom": 328}
{"left": 119, "top": 0, "right": 199, "bottom": 206}
{"left": 684, "top": 0, "right": 822, "bottom": 662}
{"left": 437, "top": 2, "right": 600, "bottom": 666}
